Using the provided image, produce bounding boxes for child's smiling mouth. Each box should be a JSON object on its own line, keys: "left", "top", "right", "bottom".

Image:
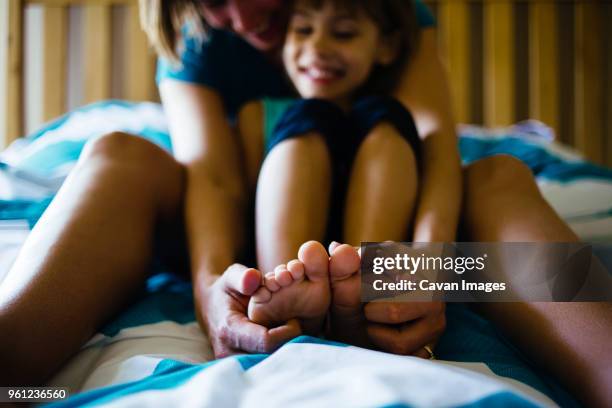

{"left": 298, "top": 64, "right": 345, "bottom": 85}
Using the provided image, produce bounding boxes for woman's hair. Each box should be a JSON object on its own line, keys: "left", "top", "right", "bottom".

{"left": 139, "top": 0, "right": 206, "bottom": 64}
{"left": 295, "top": 0, "right": 420, "bottom": 95}
{"left": 139, "top": 0, "right": 420, "bottom": 89}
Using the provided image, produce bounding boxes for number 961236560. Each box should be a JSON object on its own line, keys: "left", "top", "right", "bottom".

{"left": 2, "top": 387, "right": 69, "bottom": 402}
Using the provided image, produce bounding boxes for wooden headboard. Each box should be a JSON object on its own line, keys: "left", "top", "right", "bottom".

{"left": 1, "top": 0, "right": 157, "bottom": 147}
{"left": 2, "top": 0, "right": 611, "bottom": 166}
{"left": 423, "top": 0, "right": 611, "bottom": 167}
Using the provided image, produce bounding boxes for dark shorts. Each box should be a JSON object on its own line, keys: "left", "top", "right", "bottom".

{"left": 266, "top": 95, "right": 422, "bottom": 244}
{"left": 155, "top": 96, "right": 421, "bottom": 272}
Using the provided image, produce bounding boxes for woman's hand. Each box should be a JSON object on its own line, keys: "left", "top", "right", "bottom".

{"left": 329, "top": 241, "right": 446, "bottom": 357}
{"left": 159, "top": 82, "right": 299, "bottom": 356}
{"left": 364, "top": 301, "right": 446, "bottom": 358}
{"left": 196, "top": 263, "right": 302, "bottom": 358}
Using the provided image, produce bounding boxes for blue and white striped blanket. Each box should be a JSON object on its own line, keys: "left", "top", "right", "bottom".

{"left": 2, "top": 101, "right": 611, "bottom": 241}
{"left": 1, "top": 100, "right": 610, "bottom": 407}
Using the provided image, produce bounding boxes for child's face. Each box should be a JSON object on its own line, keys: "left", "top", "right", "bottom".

{"left": 282, "top": 0, "right": 390, "bottom": 105}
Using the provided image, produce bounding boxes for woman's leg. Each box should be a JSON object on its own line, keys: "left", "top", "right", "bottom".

{"left": 462, "top": 154, "right": 577, "bottom": 241}
{"left": 0, "top": 132, "right": 185, "bottom": 385}
{"left": 463, "top": 155, "right": 612, "bottom": 407}
{"left": 343, "top": 123, "right": 418, "bottom": 245}
{"left": 255, "top": 133, "right": 332, "bottom": 273}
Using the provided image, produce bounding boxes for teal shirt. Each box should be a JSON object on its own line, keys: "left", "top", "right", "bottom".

{"left": 156, "top": 1, "right": 436, "bottom": 119}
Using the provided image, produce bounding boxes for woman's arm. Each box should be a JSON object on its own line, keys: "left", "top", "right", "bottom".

{"left": 360, "top": 27, "right": 455, "bottom": 358}
{"left": 159, "top": 80, "right": 299, "bottom": 356}
{"left": 237, "top": 101, "right": 265, "bottom": 192}
{"left": 393, "top": 28, "right": 462, "bottom": 242}
{"left": 160, "top": 80, "right": 246, "bottom": 283}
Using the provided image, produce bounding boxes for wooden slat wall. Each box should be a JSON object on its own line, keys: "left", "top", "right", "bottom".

{"left": 2, "top": 0, "right": 23, "bottom": 147}
{"left": 483, "top": 0, "right": 515, "bottom": 127}
{"left": 574, "top": 2, "right": 604, "bottom": 165}
{"left": 42, "top": 5, "right": 67, "bottom": 121}
{"left": 528, "top": 1, "right": 559, "bottom": 137}
{"left": 425, "top": 0, "right": 611, "bottom": 167}
{"left": 0, "top": 0, "right": 159, "bottom": 148}
{"left": 83, "top": 4, "right": 112, "bottom": 104}
{"left": 437, "top": 0, "right": 472, "bottom": 124}
{"left": 124, "top": 3, "right": 157, "bottom": 102}
{"left": 607, "top": 4, "right": 612, "bottom": 168}
{"left": 24, "top": 0, "right": 135, "bottom": 5}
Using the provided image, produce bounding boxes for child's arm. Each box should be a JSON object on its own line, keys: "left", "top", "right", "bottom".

{"left": 394, "top": 28, "right": 462, "bottom": 242}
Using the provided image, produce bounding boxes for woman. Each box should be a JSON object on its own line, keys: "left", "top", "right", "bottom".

{"left": 0, "top": 0, "right": 609, "bottom": 406}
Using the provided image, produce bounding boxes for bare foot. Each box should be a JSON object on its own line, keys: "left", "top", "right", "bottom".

{"left": 248, "top": 241, "right": 331, "bottom": 335}
{"left": 327, "top": 243, "right": 371, "bottom": 347}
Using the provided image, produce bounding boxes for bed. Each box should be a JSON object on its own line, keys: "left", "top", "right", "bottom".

{"left": 1, "top": 100, "right": 611, "bottom": 407}
{"left": 1, "top": 0, "right": 611, "bottom": 407}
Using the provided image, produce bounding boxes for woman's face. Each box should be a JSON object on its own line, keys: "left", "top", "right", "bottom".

{"left": 199, "top": 0, "right": 286, "bottom": 50}
{"left": 282, "top": 1, "right": 389, "bottom": 105}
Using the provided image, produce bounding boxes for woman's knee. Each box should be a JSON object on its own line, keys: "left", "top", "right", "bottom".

{"left": 83, "top": 132, "right": 169, "bottom": 167}
{"left": 80, "top": 132, "right": 185, "bottom": 211}
{"left": 83, "top": 132, "right": 181, "bottom": 178}
{"left": 464, "top": 155, "right": 538, "bottom": 196}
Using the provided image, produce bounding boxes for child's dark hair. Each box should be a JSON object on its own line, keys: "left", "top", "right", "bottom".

{"left": 299, "top": 0, "right": 421, "bottom": 95}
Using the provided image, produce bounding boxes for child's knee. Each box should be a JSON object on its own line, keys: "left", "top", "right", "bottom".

{"left": 364, "top": 123, "right": 417, "bottom": 156}
{"left": 350, "top": 95, "right": 421, "bottom": 168}
{"left": 269, "top": 131, "right": 331, "bottom": 160}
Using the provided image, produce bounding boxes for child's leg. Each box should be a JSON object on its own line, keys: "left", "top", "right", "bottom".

{"left": 251, "top": 135, "right": 332, "bottom": 334}
{"left": 343, "top": 122, "right": 418, "bottom": 245}
{"left": 0, "top": 133, "right": 185, "bottom": 385}
{"left": 329, "top": 96, "right": 421, "bottom": 346}
{"left": 256, "top": 133, "right": 332, "bottom": 272}
{"left": 254, "top": 98, "right": 347, "bottom": 272}
{"left": 328, "top": 122, "right": 419, "bottom": 346}
{"left": 249, "top": 100, "right": 349, "bottom": 333}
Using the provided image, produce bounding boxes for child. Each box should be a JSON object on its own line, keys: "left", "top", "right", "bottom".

{"left": 236, "top": 0, "right": 423, "bottom": 335}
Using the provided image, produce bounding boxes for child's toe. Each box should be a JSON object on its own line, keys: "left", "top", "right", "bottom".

{"left": 264, "top": 272, "right": 281, "bottom": 292}
{"left": 287, "top": 259, "right": 305, "bottom": 280}
{"left": 330, "top": 244, "right": 361, "bottom": 282}
{"left": 298, "top": 241, "right": 329, "bottom": 282}
{"left": 274, "top": 265, "right": 294, "bottom": 287}
{"left": 252, "top": 287, "right": 272, "bottom": 304}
